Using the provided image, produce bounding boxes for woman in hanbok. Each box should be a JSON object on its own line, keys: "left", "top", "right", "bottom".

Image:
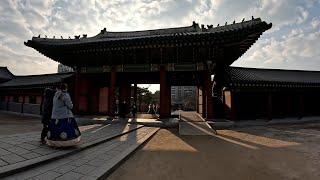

{"left": 46, "top": 83, "right": 81, "bottom": 147}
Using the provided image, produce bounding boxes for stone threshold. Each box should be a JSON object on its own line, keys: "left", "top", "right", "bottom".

{"left": 208, "top": 116, "right": 320, "bottom": 129}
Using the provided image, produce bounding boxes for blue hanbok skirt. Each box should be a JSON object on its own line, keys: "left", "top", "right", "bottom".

{"left": 46, "top": 118, "right": 81, "bottom": 147}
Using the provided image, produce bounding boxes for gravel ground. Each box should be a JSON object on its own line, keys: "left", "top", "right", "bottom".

{"left": 0, "top": 112, "right": 101, "bottom": 135}
{"left": 0, "top": 113, "right": 43, "bottom": 135}
{"left": 108, "top": 123, "right": 320, "bottom": 180}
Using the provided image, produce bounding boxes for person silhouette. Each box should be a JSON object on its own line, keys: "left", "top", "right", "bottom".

{"left": 46, "top": 83, "right": 81, "bottom": 147}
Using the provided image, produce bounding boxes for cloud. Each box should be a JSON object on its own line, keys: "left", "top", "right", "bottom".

{"left": 0, "top": 0, "right": 319, "bottom": 75}
{"left": 234, "top": 26, "right": 320, "bottom": 70}
{"left": 0, "top": 44, "right": 58, "bottom": 75}
{"left": 311, "top": 17, "right": 320, "bottom": 29}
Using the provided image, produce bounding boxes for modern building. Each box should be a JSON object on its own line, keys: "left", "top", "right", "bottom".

{"left": 171, "top": 86, "right": 196, "bottom": 110}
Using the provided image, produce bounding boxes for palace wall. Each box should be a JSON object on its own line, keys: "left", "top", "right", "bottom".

{"left": 224, "top": 90, "right": 320, "bottom": 120}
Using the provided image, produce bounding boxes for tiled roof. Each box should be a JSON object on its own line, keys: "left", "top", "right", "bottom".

{"left": 226, "top": 66, "right": 320, "bottom": 88}
{"left": 25, "top": 18, "right": 271, "bottom": 45}
{"left": 0, "top": 67, "right": 14, "bottom": 82}
{"left": 0, "top": 73, "right": 73, "bottom": 88}
{"left": 24, "top": 18, "right": 271, "bottom": 67}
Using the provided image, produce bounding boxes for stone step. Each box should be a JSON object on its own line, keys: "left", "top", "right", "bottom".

{"left": 5, "top": 127, "right": 159, "bottom": 180}
{"left": 179, "top": 112, "right": 217, "bottom": 135}
{"left": 0, "top": 124, "right": 143, "bottom": 178}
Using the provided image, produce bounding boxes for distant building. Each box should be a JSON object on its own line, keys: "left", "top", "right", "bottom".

{"left": 0, "top": 67, "right": 73, "bottom": 115}
{"left": 58, "top": 64, "right": 74, "bottom": 73}
{"left": 171, "top": 86, "right": 196, "bottom": 110}
{"left": 221, "top": 67, "right": 320, "bottom": 120}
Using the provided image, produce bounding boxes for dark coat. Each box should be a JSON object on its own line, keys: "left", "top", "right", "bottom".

{"left": 42, "top": 88, "right": 55, "bottom": 124}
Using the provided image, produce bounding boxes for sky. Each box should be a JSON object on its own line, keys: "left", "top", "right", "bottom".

{"left": 0, "top": 0, "right": 320, "bottom": 92}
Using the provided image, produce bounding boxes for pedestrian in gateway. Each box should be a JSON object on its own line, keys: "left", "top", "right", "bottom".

{"left": 132, "top": 103, "right": 137, "bottom": 117}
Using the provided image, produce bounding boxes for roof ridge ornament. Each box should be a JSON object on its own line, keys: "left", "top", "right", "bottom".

{"left": 192, "top": 21, "right": 199, "bottom": 28}
{"left": 201, "top": 24, "right": 206, "bottom": 31}
{"left": 101, "top": 28, "right": 107, "bottom": 34}
{"left": 207, "top": 25, "right": 213, "bottom": 29}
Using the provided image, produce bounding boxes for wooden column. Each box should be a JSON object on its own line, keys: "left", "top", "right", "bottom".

{"left": 195, "top": 87, "right": 199, "bottom": 113}
{"left": 108, "top": 69, "right": 117, "bottom": 117}
{"left": 74, "top": 72, "right": 81, "bottom": 114}
{"left": 286, "top": 94, "right": 292, "bottom": 117}
{"left": 230, "top": 91, "right": 237, "bottom": 121}
{"left": 21, "top": 95, "right": 25, "bottom": 114}
{"left": 119, "top": 83, "right": 131, "bottom": 115}
{"left": 299, "top": 94, "right": 304, "bottom": 119}
{"left": 201, "top": 86, "right": 206, "bottom": 118}
{"left": 5, "top": 96, "right": 9, "bottom": 111}
{"left": 40, "top": 93, "right": 44, "bottom": 115}
{"left": 205, "top": 72, "right": 213, "bottom": 119}
{"left": 267, "top": 93, "right": 273, "bottom": 120}
{"left": 230, "top": 91, "right": 238, "bottom": 120}
{"left": 160, "top": 66, "right": 171, "bottom": 119}
{"left": 89, "top": 87, "right": 99, "bottom": 114}
{"left": 133, "top": 83, "right": 137, "bottom": 106}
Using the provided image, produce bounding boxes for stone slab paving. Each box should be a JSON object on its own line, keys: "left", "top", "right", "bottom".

{"left": 4, "top": 126, "right": 159, "bottom": 180}
{"left": 0, "top": 123, "right": 143, "bottom": 177}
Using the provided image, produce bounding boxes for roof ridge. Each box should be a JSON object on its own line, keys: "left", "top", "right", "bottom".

{"left": 0, "top": 66, "right": 14, "bottom": 78}
{"left": 13, "top": 72, "right": 74, "bottom": 78}
{"left": 230, "top": 66, "right": 320, "bottom": 73}
{"left": 29, "top": 18, "right": 269, "bottom": 41}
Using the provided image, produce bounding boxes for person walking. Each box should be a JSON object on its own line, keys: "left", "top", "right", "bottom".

{"left": 41, "top": 88, "right": 55, "bottom": 144}
{"left": 46, "top": 83, "right": 81, "bottom": 147}
{"left": 152, "top": 104, "right": 156, "bottom": 114}
{"left": 147, "top": 104, "right": 152, "bottom": 114}
{"left": 119, "top": 100, "right": 127, "bottom": 118}
{"left": 132, "top": 103, "right": 137, "bottom": 117}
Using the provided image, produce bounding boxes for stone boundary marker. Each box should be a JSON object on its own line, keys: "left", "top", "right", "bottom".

{"left": 0, "top": 124, "right": 143, "bottom": 178}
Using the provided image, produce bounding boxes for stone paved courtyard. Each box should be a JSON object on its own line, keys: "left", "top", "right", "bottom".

{"left": 0, "top": 113, "right": 43, "bottom": 135}
{"left": 0, "top": 112, "right": 156, "bottom": 178}
{"left": 109, "top": 124, "right": 320, "bottom": 180}
{"left": 4, "top": 126, "right": 158, "bottom": 180}
{"left": 1, "top": 112, "right": 320, "bottom": 180}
